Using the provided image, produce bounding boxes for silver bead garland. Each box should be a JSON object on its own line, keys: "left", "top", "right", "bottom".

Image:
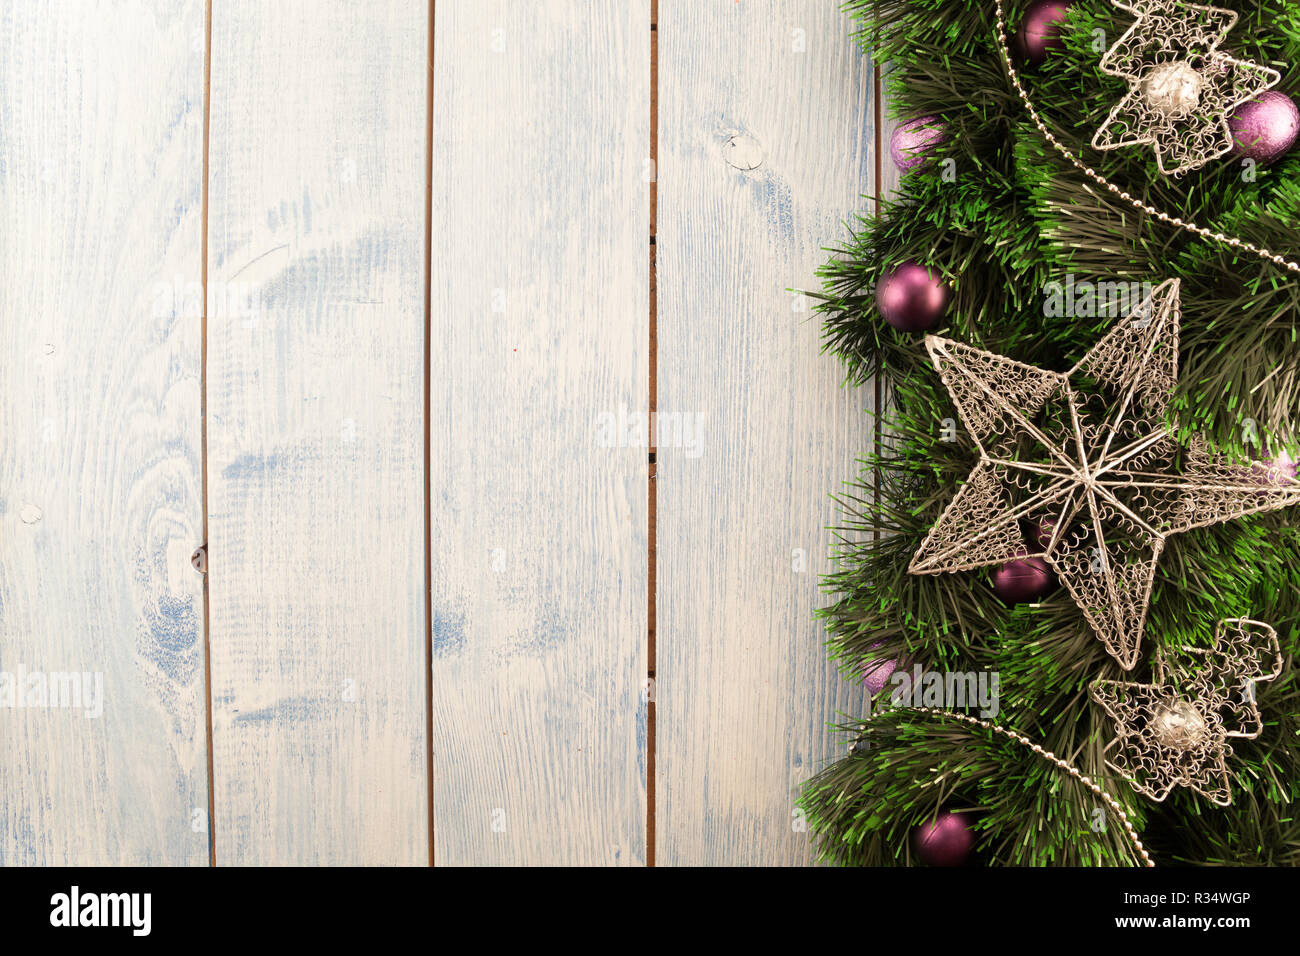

{"left": 991, "top": 0, "right": 1300, "bottom": 273}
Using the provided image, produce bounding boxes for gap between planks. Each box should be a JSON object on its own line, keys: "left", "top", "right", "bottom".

{"left": 646, "top": 0, "right": 659, "bottom": 869}
{"left": 423, "top": 0, "right": 437, "bottom": 869}
{"left": 200, "top": 0, "right": 216, "bottom": 870}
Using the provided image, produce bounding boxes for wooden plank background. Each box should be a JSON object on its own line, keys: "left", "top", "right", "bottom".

{"left": 656, "top": 0, "right": 874, "bottom": 865}
{"left": 428, "top": 0, "right": 650, "bottom": 867}
{"left": 0, "top": 0, "right": 209, "bottom": 866}
{"left": 0, "top": 0, "right": 876, "bottom": 866}
{"left": 205, "top": 0, "right": 429, "bottom": 865}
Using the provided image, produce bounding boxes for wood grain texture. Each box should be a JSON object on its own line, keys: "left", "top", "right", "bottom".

{"left": 0, "top": 0, "right": 208, "bottom": 865}
{"left": 656, "top": 0, "right": 874, "bottom": 865}
{"left": 206, "top": 0, "right": 428, "bottom": 865}
{"left": 879, "top": 64, "right": 903, "bottom": 204}
{"left": 429, "top": 0, "right": 650, "bottom": 866}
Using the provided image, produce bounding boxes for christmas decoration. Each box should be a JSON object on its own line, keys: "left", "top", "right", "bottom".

{"left": 1016, "top": 0, "right": 1073, "bottom": 66}
{"left": 1090, "top": 1, "right": 1282, "bottom": 176}
{"left": 1241, "top": 451, "right": 1298, "bottom": 492}
{"left": 849, "top": 707, "right": 1154, "bottom": 865}
{"left": 876, "top": 261, "right": 951, "bottom": 331}
{"left": 1261, "top": 451, "right": 1297, "bottom": 482}
{"left": 912, "top": 810, "right": 976, "bottom": 865}
{"left": 991, "top": 551, "right": 1055, "bottom": 603}
{"left": 908, "top": 278, "right": 1300, "bottom": 668}
{"left": 804, "top": 0, "right": 1300, "bottom": 868}
{"left": 1032, "top": 518, "right": 1057, "bottom": 550}
{"left": 890, "top": 116, "right": 946, "bottom": 170}
{"left": 1090, "top": 618, "right": 1283, "bottom": 805}
{"left": 860, "top": 653, "right": 899, "bottom": 694}
{"left": 1229, "top": 90, "right": 1300, "bottom": 164}
{"left": 992, "top": 0, "right": 1300, "bottom": 272}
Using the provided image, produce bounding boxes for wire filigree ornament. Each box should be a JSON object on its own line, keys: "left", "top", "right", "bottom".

{"left": 991, "top": 0, "right": 1300, "bottom": 271}
{"left": 909, "top": 278, "right": 1300, "bottom": 669}
{"left": 1090, "top": 618, "right": 1282, "bottom": 805}
{"left": 1091, "top": 1, "right": 1281, "bottom": 175}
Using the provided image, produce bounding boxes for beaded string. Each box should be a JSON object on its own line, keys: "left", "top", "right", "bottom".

{"left": 991, "top": 0, "right": 1300, "bottom": 274}
{"left": 868, "top": 706, "right": 1156, "bottom": 866}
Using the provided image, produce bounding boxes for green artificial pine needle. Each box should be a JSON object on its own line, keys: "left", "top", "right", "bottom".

{"left": 802, "top": 0, "right": 1300, "bottom": 867}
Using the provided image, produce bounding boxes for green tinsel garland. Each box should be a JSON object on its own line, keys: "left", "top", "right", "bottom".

{"left": 801, "top": 0, "right": 1300, "bottom": 866}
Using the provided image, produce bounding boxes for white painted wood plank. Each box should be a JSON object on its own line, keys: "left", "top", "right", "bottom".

{"left": 657, "top": 0, "right": 874, "bottom": 865}
{"left": 429, "top": 0, "right": 650, "bottom": 866}
{"left": 206, "top": 0, "right": 428, "bottom": 865}
{"left": 0, "top": 0, "right": 208, "bottom": 865}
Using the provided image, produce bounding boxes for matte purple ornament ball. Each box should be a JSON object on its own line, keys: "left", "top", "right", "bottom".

{"left": 890, "top": 116, "right": 946, "bottom": 171}
{"left": 1017, "top": 0, "right": 1073, "bottom": 67}
{"left": 876, "top": 262, "right": 950, "bottom": 332}
{"left": 992, "top": 551, "right": 1055, "bottom": 604}
{"left": 860, "top": 655, "right": 898, "bottom": 694}
{"left": 1229, "top": 91, "right": 1300, "bottom": 166}
{"left": 912, "top": 811, "right": 975, "bottom": 867}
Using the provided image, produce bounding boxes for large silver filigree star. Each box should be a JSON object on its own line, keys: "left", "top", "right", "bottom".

{"left": 1091, "top": 0, "right": 1280, "bottom": 175}
{"left": 1090, "top": 618, "right": 1282, "bottom": 805}
{"left": 909, "top": 278, "right": 1300, "bottom": 669}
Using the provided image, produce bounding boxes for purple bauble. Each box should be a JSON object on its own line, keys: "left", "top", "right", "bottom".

{"left": 860, "top": 655, "right": 898, "bottom": 694}
{"left": 890, "top": 116, "right": 946, "bottom": 171}
{"left": 912, "top": 810, "right": 976, "bottom": 867}
{"left": 1243, "top": 451, "right": 1298, "bottom": 492}
{"left": 1230, "top": 91, "right": 1300, "bottom": 166}
{"left": 876, "top": 261, "right": 951, "bottom": 332}
{"left": 991, "top": 551, "right": 1055, "bottom": 604}
{"left": 1016, "top": 0, "right": 1073, "bottom": 67}
{"left": 1268, "top": 451, "right": 1298, "bottom": 481}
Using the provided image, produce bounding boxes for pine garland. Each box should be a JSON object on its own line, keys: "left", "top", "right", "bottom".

{"left": 803, "top": 0, "right": 1300, "bottom": 866}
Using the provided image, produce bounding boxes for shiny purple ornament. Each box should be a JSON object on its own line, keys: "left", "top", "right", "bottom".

{"left": 1016, "top": 0, "right": 1073, "bottom": 67}
{"left": 991, "top": 549, "right": 1055, "bottom": 604}
{"left": 1267, "top": 452, "right": 1298, "bottom": 481}
{"left": 890, "top": 116, "right": 946, "bottom": 171}
{"left": 912, "top": 810, "right": 976, "bottom": 867}
{"left": 1229, "top": 91, "right": 1300, "bottom": 166}
{"left": 1243, "top": 451, "right": 1298, "bottom": 493}
{"left": 876, "top": 261, "right": 951, "bottom": 332}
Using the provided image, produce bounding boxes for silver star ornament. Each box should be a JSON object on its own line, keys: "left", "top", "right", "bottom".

{"left": 1092, "top": 0, "right": 1281, "bottom": 175}
{"left": 909, "top": 278, "right": 1300, "bottom": 669}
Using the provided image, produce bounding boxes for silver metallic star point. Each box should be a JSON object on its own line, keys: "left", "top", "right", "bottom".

{"left": 1091, "top": 0, "right": 1281, "bottom": 175}
{"left": 909, "top": 277, "right": 1300, "bottom": 669}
